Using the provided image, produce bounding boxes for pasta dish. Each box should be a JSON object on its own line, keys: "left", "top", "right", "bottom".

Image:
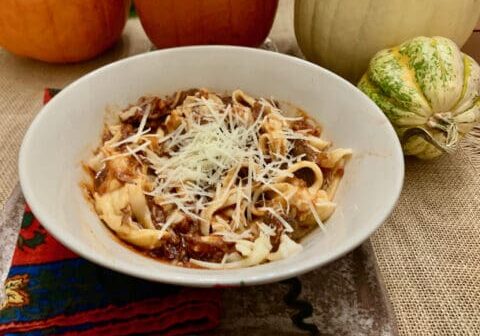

{"left": 83, "top": 89, "right": 351, "bottom": 269}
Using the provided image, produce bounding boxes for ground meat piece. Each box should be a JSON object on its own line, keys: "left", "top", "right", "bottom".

{"left": 260, "top": 206, "right": 317, "bottom": 243}
{"left": 150, "top": 233, "right": 232, "bottom": 263}
{"left": 262, "top": 213, "right": 285, "bottom": 252}
{"left": 291, "top": 140, "right": 331, "bottom": 173}
{"left": 221, "top": 95, "right": 233, "bottom": 106}
{"left": 185, "top": 235, "right": 232, "bottom": 262}
{"left": 120, "top": 99, "right": 151, "bottom": 125}
{"left": 251, "top": 101, "right": 263, "bottom": 120}
{"left": 119, "top": 109, "right": 141, "bottom": 124}
{"left": 146, "top": 197, "right": 166, "bottom": 229}
{"left": 291, "top": 119, "right": 321, "bottom": 136}
{"left": 172, "top": 217, "right": 200, "bottom": 235}
{"left": 146, "top": 99, "right": 172, "bottom": 130}
{"left": 159, "top": 241, "right": 187, "bottom": 260}
{"left": 292, "top": 139, "right": 317, "bottom": 162}
{"left": 286, "top": 209, "right": 317, "bottom": 242}
{"left": 93, "top": 167, "right": 108, "bottom": 193}
{"left": 120, "top": 123, "right": 135, "bottom": 140}
{"left": 150, "top": 233, "right": 189, "bottom": 261}
{"left": 149, "top": 98, "right": 170, "bottom": 120}
{"left": 148, "top": 216, "right": 226, "bottom": 263}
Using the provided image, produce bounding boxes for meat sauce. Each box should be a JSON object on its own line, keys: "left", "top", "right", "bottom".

{"left": 82, "top": 90, "right": 330, "bottom": 268}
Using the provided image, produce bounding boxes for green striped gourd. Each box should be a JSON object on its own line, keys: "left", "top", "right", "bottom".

{"left": 359, "top": 36, "right": 480, "bottom": 159}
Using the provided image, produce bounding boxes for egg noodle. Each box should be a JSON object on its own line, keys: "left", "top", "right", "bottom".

{"left": 84, "top": 89, "right": 351, "bottom": 269}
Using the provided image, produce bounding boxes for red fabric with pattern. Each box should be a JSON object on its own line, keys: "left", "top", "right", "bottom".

{"left": 12, "top": 205, "right": 77, "bottom": 266}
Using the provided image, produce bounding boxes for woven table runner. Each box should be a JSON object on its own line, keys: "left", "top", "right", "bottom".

{"left": 371, "top": 130, "right": 480, "bottom": 335}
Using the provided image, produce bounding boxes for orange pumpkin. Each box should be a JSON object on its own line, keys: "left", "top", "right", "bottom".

{"left": 0, "top": 0, "right": 130, "bottom": 63}
{"left": 134, "top": 0, "right": 279, "bottom": 49}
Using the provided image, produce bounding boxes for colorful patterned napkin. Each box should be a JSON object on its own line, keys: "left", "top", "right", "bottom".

{"left": 0, "top": 89, "right": 222, "bottom": 336}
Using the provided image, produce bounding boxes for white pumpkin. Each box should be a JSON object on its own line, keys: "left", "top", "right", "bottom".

{"left": 294, "top": 0, "right": 480, "bottom": 82}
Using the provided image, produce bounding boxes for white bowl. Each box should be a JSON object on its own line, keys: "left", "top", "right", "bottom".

{"left": 19, "top": 46, "right": 404, "bottom": 287}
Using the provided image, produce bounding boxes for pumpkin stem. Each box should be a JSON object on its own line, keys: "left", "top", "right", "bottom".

{"left": 402, "top": 112, "right": 459, "bottom": 155}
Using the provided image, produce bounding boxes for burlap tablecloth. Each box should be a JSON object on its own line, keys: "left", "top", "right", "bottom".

{"left": 0, "top": 1, "right": 479, "bottom": 335}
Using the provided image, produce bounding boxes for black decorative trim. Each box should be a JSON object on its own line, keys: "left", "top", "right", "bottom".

{"left": 282, "top": 278, "right": 321, "bottom": 335}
